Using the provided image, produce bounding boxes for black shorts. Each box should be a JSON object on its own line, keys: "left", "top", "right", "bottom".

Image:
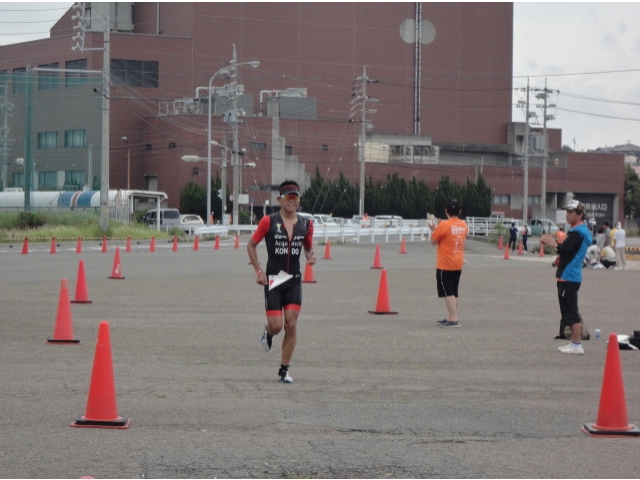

{"left": 557, "top": 281, "right": 582, "bottom": 325}
{"left": 264, "top": 277, "right": 302, "bottom": 316}
{"left": 436, "top": 269, "right": 462, "bottom": 298}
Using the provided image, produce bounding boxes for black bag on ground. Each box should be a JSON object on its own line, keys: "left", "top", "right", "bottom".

{"left": 556, "top": 320, "right": 590, "bottom": 340}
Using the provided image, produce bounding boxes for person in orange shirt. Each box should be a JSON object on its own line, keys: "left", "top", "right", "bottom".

{"left": 552, "top": 226, "right": 567, "bottom": 267}
{"left": 427, "top": 199, "right": 468, "bottom": 328}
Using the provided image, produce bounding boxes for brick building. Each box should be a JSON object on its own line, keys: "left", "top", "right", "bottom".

{"left": 0, "top": 2, "right": 624, "bottom": 225}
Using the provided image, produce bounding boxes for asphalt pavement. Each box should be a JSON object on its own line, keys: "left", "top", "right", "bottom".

{"left": 1, "top": 236, "right": 639, "bottom": 478}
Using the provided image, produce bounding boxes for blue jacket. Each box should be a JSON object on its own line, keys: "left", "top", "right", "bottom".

{"left": 556, "top": 223, "right": 592, "bottom": 283}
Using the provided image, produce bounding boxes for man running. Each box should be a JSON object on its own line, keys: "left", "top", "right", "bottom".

{"left": 247, "top": 180, "right": 316, "bottom": 383}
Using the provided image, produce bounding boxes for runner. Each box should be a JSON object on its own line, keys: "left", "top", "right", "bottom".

{"left": 247, "top": 180, "right": 316, "bottom": 383}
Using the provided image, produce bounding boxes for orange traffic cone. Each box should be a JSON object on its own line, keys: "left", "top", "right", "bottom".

{"left": 497, "top": 236, "right": 503, "bottom": 250}
{"left": 214, "top": 235, "right": 220, "bottom": 250}
{"left": 50, "top": 237, "right": 57, "bottom": 254}
{"left": 371, "top": 244, "right": 383, "bottom": 269}
{"left": 108, "top": 247, "right": 125, "bottom": 280}
{"left": 517, "top": 241, "right": 523, "bottom": 255}
{"left": 172, "top": 236, "right": 178, "bottom": 252}
{"left": 503, "top": 244, "right": 510, "bottom": 260}
{"left": 323, "top": 241, "right": 332, "bottom": 260}
{"left": 399, "top": 238, "right": 407, "bottom": 254}
{"left": 71, "top": 321, "right": 131, "bottom": 429}
{"left": 234, "top": 234, "right": 240, "bottom": 249}
{"left": 71, "top": 260, "right": 92, "bottom": 304}
{"left": 125, "top": 236, "right": 132, "bottom": 253}
{"left": 193, "top": 235, "right": 199, "bottom": 251}
{"left": 101, "top": 236, "right": 107, "bottom": 253}
{"left": 302, "top": 262, "right": 317, "bottom": 283}
{"left": 21, "top": 237, "right": 29, "bottom": 255}
{"left": 149, "top": 236, "right": 156, "bottom": 253}
{"left": 76, "top": 237, "right": 83, "bottom": 254}
{"left": 582, "top": 333, "right": 640, "bottom": 437}
{"left": 47, "top": 279, "right": 80, "bottom": 344}
{"left": 368, "top": 269, "right": 397, "bottom": 315}
{"left": 539, "top": 242, "right": 545, "bottom": 257}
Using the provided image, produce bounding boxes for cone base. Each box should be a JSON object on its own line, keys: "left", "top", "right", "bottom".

{"left": 371, "top": 267, "right": 383, "bottom": 269}
{"left": 71, "top": 416, "right": 131, "bottom": 429}
{"left": 302, "top": 280, "right": 317, "bottom": 284}
{"left": 71, "top": 300, "right": 92, "bottom": 304}
{"left": 108, "top": 276, "right": 125, "bottom": 280}
{"left": 47, "top": 338, "right": 80, "bottom": 344}
{"left": 581, "top": 423, "right": 640, "bottom": 437}
{"left": 322, "top": 257, "right": 332, "bottom": 260}
{"left": 368, "top": 311, "right": 398, "bottom": 315}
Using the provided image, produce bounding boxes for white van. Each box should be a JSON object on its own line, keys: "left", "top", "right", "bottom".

{"left": 142, "top": 208, "right": 181, "bottom": 230}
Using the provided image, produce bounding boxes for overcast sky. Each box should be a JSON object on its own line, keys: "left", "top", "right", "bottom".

{"left": 2, "top": 2, "right": 640, "bottom": 152}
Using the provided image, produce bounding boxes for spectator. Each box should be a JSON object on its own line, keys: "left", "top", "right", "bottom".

{"left": 595, "top": 227, "right": 606, "bottom": 250}
{"left": 584, "top": 240, "right": 600, "bottom": 268}
{"left": 613, "top": 222, "right": 627, "bottom": 270}
{"left": 522, "top": 224, "right": 530, "bottom": 252}
{"left": 603, "top": 222, "right": 611, "bottom": 247}
{"left": 508, "top": 222, "right": 518, "bottom": 252}
{"left": 599, "top": 245, "right": 616, "bottom": 269}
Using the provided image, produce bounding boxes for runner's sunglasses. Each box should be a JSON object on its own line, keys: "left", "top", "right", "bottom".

{"left": 281, "top": 193, "right": 299, "bottom": 201}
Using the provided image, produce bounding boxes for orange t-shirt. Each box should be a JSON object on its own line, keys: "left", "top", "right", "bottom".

{"left": 431, "top": 218, "right": 468, "bottom": 270}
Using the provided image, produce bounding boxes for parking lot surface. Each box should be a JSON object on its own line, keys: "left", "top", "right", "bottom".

{"left": 1, "top": 237, "right": 639, "bottom": 478}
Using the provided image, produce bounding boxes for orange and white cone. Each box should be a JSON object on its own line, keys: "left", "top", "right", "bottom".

{"left": 214, "top": 235, "right": 220, "bottom": 250}
{"left": 21, "top": 237, "right": 29, "bottom": 255}
{"left": 582, "top": 333, "right": 640, "bottom": 437}
{"left": 517, "top": 241, "right": 523, "bottom": 255}
{"left": 50, "top": 237, "right": 57, "bottom": 254}
{"left": 234, "top": 234, "right": 240, "bottom": 249}
{"left": 503, "top": 244, "right": 510, "bottom": 260}
{"left": 101, "top": 236, "right": 107, "bottom": 253}
{"left": 323, "top": 241, "right": 332, "bottom": 260}
{"left": 47, "top": 279, "right": 80, "bottom": 344}
{"left": 71, "top": 260, "right": 92, "bottom": 304}
{"left": 368, "top": 269, "right": 397, "bottom": 315}
{"left": 193, "top": 235, "right": 199, "bottom": 251}
{"left": 149, "top": 236, "right": 156, "bottom": 253}
{"left": 399, "top": 238, "right": 407, "bottom": 254}
{"left": 108, "top": 247, "right": 125, "bottom": 280}
{"left": 302, "top": 262, "right": 317, "bottom": 283}
{"left": 172, "top": 236, "right": 178, "bottom": 252}
{"left": 125, "top": 236, "right": 132, "bottom": 253}
{"left": 371, "top": 244, "right": 383, "bottom": 269}
{"left": 76, "top": 237, "right": 83, "bottom": 254}
{"left": 71, "top": 321, "right": 130, "bottom": 429}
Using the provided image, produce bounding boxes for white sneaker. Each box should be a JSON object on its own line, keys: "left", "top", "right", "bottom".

{"left": 560, "top": 344, "right": 584, "bottom": 355}
{"left": 278, "top": 367, "right": 293, "bottom": 383}
{"left": 259, "top": 329, "right": 272, "bottom": 352}
{"left": 558, "top": 343, "right": 573, "bottom": 351}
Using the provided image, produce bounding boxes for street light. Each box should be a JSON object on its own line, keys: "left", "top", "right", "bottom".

{"left": 121, "top": 136, "right": 130, "bottom": 190}
{"left": 206, "top": 57, "right": 260, "bottom": 226}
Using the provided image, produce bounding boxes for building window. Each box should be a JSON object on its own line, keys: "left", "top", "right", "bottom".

{"left": 64, "top": 170, "right": 84, "bottom": 189}
{"left": 65, "top": 59, "right": 87, "bottom": 88}
{"left": 322, "top": 144, "right": 328, "bottom": 151}
{"left": 64, "top": 129, "right": 86, "bottom": 148}
{"left": 168, "top": 142, "right": 177, "bottom": 150}
{"left": 492, "top": 194, "right": 510, "bottom": 205}
{"left": 145, "top": 143, "right": 153, "bottom": 151}
{"left": 12, "top": 67, "right": 27, "bottom": 94}
{"left": 250, "top": 141, "right": 267, "bottom": 151}
{"left": 527, "top": 195, "right": 541, "bottom": 205}
{"left": 12, "top": 172, "right": 24, "bottom": 188}
{"left": 38, "top": 63, "right": 59, "bottom": 91}
{"left": 285, "top": 146, "right": 292, "bottom": 155}
{"left": 38, "top": 131, "right": 58, "bottom": 149}
{"left": 38, "top": 171, "right": 58, "bottom": 190}
{"left": 111, "top": 59, "right": 159, "bottom": 88}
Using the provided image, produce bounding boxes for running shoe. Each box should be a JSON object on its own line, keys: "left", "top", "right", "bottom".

{"left": 557, "top": 343, "right": 573, "bottom": 351}
{"left": 560, "top": 344, "right": 584, "bottom": 355}
{"left": 278, "top": 367, "right": 293, "bottom": 383}
{"left": 259, "top": 329, "right": 273, "bottom": 352}
{"left": 438, "top": 321, "right": 461, "bottom": 328}
{"left": 436, "top": 319, "right": 448, "bottom": 325}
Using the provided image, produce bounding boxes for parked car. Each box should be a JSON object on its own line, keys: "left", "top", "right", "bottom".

{"left": 313, "top": 214, "right": 339, "bottom": 227}
{"left": 297, "top": 212, "right": 314, "bottom": 223}
{"left": 179, "top": 214, "right": 204, "bottom": 233}
{"left": 528, "top": 218, "right": 559, "bottom": 236}
{"left": 142, "top": 208, "right": 181, "bottom": 230}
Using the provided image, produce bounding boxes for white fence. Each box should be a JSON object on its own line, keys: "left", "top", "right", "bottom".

{"left": 192, "top": 222, "right": 431, "bottom": 244}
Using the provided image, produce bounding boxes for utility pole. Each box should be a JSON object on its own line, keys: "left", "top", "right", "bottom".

{"left": 523, "top": 78, "right": 530, "bottom": 223}
{"left": 71, "top": 3, "right": 111, "bottom": 231}
{"left": 350, "top": 66, "right": 378, "bottom": 217}
{"left": 535, "top": 78, "right": 558, "bottom": 220}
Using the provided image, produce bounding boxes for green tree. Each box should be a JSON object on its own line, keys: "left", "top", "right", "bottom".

{"left": 180, "top": 181, "right": 206, "bottom": 218}
{"left": 624, "top": 164, "right": 640, "bottom": 218}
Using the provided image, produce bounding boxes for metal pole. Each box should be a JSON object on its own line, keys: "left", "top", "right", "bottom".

{"left": 127, "top": 145, "right": 130, "bottom": 190}
{"left": 523, "top": 77, "right": 530, "bottom": 224}
{"left": 206, "top": 73, "right": 214, "bottom": 226}
{"left": 221, "top": 135, "right": 227, "bottom": 221}
{"left": 541, "top": 78, "right": 548, "bottom": 220}
{"left": 24, "top": 70, "right": 32, "bottom": 211}
{"left": 359, "top": 68, "right": 367, "bottom": 217}
{"left": 99, "top": 20, "right": 110, "bottom": 232}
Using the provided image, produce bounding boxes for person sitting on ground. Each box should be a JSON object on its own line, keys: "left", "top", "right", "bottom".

{"left": 584, "top": 239, "right": 600, "bottom": 268}
{"left": 599, "top": 245, "right": 616, "bottom": 269}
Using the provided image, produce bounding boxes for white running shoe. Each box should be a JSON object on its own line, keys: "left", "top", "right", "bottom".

{"left": 279, "top": 367, "right": 293, "bottom": 383}
{"left": 560, "top": 344, "right": 584, "bottom": 355}
{"left": 259, "top": 329, "right": 272, "bottom": 352}
{"left": 558, "top": 343, "right": 573, "bottom": 351}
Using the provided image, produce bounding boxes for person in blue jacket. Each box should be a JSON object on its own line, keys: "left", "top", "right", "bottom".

{"left": 540, "top": 200, "right": 592, "bottom": 355}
